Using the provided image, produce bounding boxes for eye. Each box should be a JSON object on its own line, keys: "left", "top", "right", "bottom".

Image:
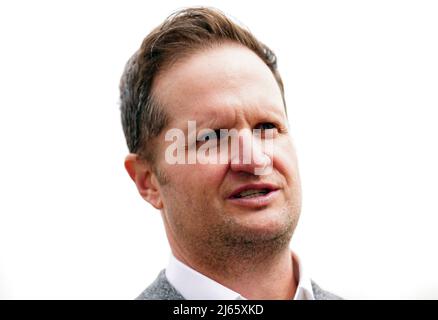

{"left": 254, "top": 122, "right": 279, "bottom": 139}
{"left": 255, "top": 122, "right": 277, "bottom": 130}
{"left": 198, "top": 129, "right": 222, "bottom": 143}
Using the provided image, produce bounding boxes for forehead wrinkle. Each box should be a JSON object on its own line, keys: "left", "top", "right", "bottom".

{"left": 234, "top": 103, "right": 285, "bottom": 127}
{"left": 163, "top": 99, "right": 285, "bottom": 135}
{"left": 196, "top": 103, "right": 285, "bottom": 130}
{"left": 154, "top": 44, "right": 286, "bottom": 133}
{"left": 162, "top": 108, "right": 226, "bottom": 137}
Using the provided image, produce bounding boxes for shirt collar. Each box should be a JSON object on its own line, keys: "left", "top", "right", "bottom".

{"left": 166, "top": 253, "right": 242, "bottom": 300}
{"left": 292, "top": 252, "right": 315, "bottom": 300}
{"left": 165, "top": 251, "right": 315, "bottom": 300}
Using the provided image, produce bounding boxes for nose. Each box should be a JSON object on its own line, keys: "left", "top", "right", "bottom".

{"left": 229, "top": 129, "right": 272, "bottom": 175}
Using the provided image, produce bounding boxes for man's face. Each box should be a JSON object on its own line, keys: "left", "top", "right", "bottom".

{"left": 150, "top": 44, "right": 301, "bottom": 261}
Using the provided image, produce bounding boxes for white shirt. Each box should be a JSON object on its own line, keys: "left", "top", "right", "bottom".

{"left": 165, "top": 252, "right": 315, "bottom": 300}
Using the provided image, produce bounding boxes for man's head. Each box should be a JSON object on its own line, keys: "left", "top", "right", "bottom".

{"left": 120, "top": 7, "right": 286, "bottom": 163}
{"left": 121, "top": 7, "right": 301, "bottom": 272}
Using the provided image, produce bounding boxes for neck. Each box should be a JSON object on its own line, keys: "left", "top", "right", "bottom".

{"left": 174, "top": 246, "right": 297, "bottom": 300}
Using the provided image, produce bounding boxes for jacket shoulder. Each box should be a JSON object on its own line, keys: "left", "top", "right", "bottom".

{"left": 311, "top": 281, "right": 343, "bottom": 300}
{"left": 136, "top": 270, "right": 185, "bottom": 300}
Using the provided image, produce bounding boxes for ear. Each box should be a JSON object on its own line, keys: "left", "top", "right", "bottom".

{"left": 124, "top": 154, "right": 163, "bottom": 210}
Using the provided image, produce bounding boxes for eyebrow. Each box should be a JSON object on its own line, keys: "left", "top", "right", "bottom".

{"left": 167, "top": 104, "right": 286, "bottom": 132}
{"left": 261, "top": 108, "right": 286, "bottom": 122}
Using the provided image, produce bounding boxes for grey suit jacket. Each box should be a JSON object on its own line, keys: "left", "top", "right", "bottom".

{"left": 136, "top": 270, "right": 341, "bottom": 300}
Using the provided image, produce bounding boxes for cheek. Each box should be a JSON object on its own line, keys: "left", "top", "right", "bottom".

{"left": 164, "top": 162, "right": 228, "bottom": 191}
{"left": 272, "top": 139, "right": 300, "bottom": 182}
{"left": 160, "top": 163, "right": 229, "bottom": 222}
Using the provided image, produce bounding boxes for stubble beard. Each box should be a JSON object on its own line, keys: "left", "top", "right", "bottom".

{"left": 157, "top": 165, "right": 301, "bottom": 278}
{"left": 169, "top": 196, "right": 301, "bottom": 278}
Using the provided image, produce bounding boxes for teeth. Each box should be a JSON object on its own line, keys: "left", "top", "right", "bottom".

{"left": 241, "top": 193, "right": 264, "bottom": 199}
{"left": 237, "top": 189, "right": 269, "bottom": 198}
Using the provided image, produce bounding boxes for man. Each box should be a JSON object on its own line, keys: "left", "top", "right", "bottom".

{"left": 120, "top": 7, "right": 340, "bottom": 300}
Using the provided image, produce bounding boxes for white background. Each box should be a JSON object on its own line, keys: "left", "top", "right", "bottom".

{"left": 0, "top": 0, "right": 437, "bottom": 299}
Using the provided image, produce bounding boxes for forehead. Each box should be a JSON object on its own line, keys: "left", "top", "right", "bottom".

{"left": 152, "top": 44, "right": 285, "bottom": 126}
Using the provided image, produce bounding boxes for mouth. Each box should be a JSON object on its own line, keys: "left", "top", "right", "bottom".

{"left": 227, "top": 183, "right": 280, "bottom": 208}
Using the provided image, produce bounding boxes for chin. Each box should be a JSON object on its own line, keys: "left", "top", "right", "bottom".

{"left": 227, "top": 211, "right": 296, "bottom": 243}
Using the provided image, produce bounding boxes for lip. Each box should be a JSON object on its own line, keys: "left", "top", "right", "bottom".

{"left": 227, "top": 183, "right": 280, "bottom": 208}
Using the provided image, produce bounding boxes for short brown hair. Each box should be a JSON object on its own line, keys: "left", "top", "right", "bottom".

{"left": 120, "top": 7, "right": 285, "bottom": 162}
